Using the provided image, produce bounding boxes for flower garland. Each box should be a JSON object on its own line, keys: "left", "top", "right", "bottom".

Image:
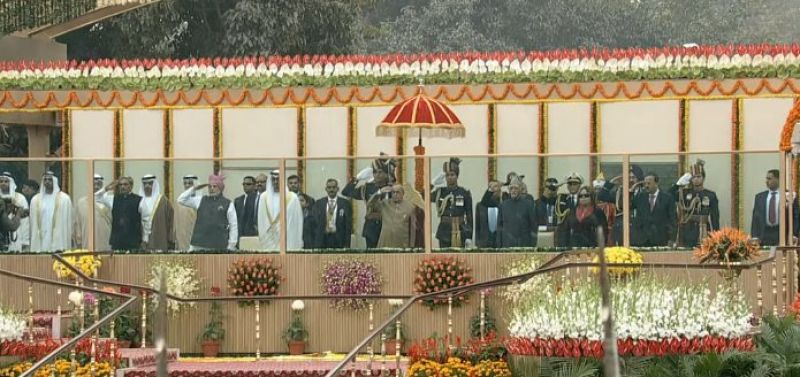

{"left": 0, "top": 307, "right": 25, "bottom": 342}
{"left": 3, "top": 80, "right": 800, "bottom": 111}
{"left": 4, "top": 43, "right": 800, "bottom": 92}
{"left": 147, "top": 260, "right": 200, "bottom": 316}
{"left": 226, "top": 257, "right": 283, "bottom": 306}
{"left": 731, "top": 99, "right": 743, "bottom": 227}
{"left": 590, "top": 247, "right": 643, "bottom": 278}
{"left": 52, "top": 250, "right": 101, "bottom": 279}
{"left": 413, "top": 256, "right": 474, "bottom": 309}
{"left": 320, "top": 259, "right": 383, "bottom": 311}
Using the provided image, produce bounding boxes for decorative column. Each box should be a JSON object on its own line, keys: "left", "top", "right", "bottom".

{"left": 487, "top": 103, "right": 497, "bottom": 181}
{"left": 731, "top": 98, "right": 743, "bottom": 228}
{"left": 589, "top": 102, "right": 600, "bottom": 180}
{"left": 113, "top": 109, "right": 123, "bottom": 178}
{"left": 162, "top": 109, "right": 173, "bottom": 200}
{"left": 212, "top": 107, "right": 222, "bottom": 173}
{"left": 537, "top": 103, "right": 548, "bottom": 196}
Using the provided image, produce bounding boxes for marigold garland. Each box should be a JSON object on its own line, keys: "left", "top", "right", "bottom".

{"left": 413, "top": 256, "right": 474, "bottom": 309}
{"left": 3, "top": 79, "right": 800, "bottom": 111}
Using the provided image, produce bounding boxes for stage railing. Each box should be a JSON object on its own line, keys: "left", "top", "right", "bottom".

{"left": 0, "top": 149, "right": 793, "bottom": 255}
{"left": 2, "top": 243, "right": 788, "bottom": 377}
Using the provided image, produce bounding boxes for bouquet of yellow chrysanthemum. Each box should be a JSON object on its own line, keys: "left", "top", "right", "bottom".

{"left": 52, "top": 250, "right": 101, "bottom": 280}
{"left": 591, "top": 247, "right": 643, "bottom": 278}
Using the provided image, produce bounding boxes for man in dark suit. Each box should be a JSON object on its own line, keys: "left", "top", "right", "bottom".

{"left": 632, "top": 173, "right": 676, "bottom": 247}
{"left": 751, "top": 169, "right": 799, "bottom": 246}
{"left": 312, "top": 178, "right": 353, "bottom": 249}
{"left": 234, "top": 176, "right": 258, "bottom": 239}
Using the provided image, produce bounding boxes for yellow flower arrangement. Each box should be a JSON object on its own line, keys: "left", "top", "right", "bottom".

{"left": 0, "top": 361, "right": 31, "bottom": 377}
{"left": 52, "top": 250, "right": 102, "bottom": 280}
{"left": 408, "top": 358, "right": 510, "bottom": 377}
{"left": 33, "top": 360, "right": 112, "bottom": 377}
{"left": 1, "top": 360, "right": 113, "bottom": 377}
{"left": 591, "top": 247, "right": 643, "bottom": 277}
{"left": 469, "top": 360, "right": 512, "bottom": 377}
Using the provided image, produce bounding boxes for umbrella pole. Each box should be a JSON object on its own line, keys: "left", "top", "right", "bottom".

{"left": 414, "top": 132, "right": 426, "bottom": 193}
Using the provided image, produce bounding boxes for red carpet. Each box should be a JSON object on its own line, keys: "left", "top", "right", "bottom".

{"left": 122, "top": 360, "right": 402, "bottom": 377}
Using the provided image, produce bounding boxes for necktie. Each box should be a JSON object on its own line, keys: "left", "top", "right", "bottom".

{"left": 327, "top": 199, "right": 336, "bottom": 233}
{"left": 769, "top": 191, "right": 777, "bottom": 225}
{"left": 649, "top": 193, "right": 656, "bottom": 211}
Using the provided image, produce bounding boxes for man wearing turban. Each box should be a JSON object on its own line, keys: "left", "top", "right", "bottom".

{"left": 178, "top": 174, "right": 238, "bottom": 251}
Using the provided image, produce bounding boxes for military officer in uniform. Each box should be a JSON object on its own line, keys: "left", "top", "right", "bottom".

{"left": 670, "top": 160, "right": 719, "bottom": 247}
{"left": 553, "top": 173, "right": 582, "bottom": 247}
{"left": 596, "top": 165, "right": 645, "bottom": 246}
{"left": 342, "top": 155, "right": 396, "bottom": 249}
{"left": 430, "top": 158, "right": 473, "bottom": 248}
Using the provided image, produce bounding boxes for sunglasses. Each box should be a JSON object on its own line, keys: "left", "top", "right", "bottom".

{"left": 578, "top": 194, "right": 591, "bottom": 198}
{"left": 568, "top": 182, "right": 580, "bottom": 186}
{"left": 243, "top": 182, "right": 254, "bottom": 185}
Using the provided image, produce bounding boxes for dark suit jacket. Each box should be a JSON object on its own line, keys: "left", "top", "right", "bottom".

{"left": 632, "top": 190, "right": 676, "bottom": 246}
{"left": 751, "top": 190, "right": 800, "bottom": 243}
{"left": 234, "top": 192, "right": 258, "bottom": 237}
{"left": 311, "top": 196, "right": 353, "bottom": 248}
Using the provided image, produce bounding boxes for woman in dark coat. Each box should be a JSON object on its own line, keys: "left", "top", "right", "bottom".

{"left": 556, "top": 186, "right": 608, "bottom": 248}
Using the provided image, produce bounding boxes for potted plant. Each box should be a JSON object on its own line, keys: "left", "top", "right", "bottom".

{"left": 198, "top": 287, "right": 225, "bottom": 357}
{"left": 282, "top": 300, "right": 308, "bottom": 355}
{"left": 383, "top": 299, "right": 406, "bottom": 355}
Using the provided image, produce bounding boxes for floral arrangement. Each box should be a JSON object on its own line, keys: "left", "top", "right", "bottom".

{"left": 506, "top": 336, "right": 753, "bottom": 358}
{"left": 498, "top": 256, "right": 549, "bottom": 304}
{"left": 0, "top": 360, "right": 113, "bottom": 377}
{"left": 3, "top": 44, "right": 800, "bottom": 91}
{"left": 1, "top": 337, "right": 120, "bottom": 363}
{"left": 0, "top": 307, "right": 24, "bottom": 342}
{"left": 694, "top": 227, "right": 760, "bottom": 265}
{"left": 413, "top": 256, "right": 474, "bottom": 309}
{"left": 52, "top": 250, "right": 101, "bottom": 280}
{"left": 227, "top": 257, "right": 283, "bottom": 306}
{"left": 407, "top": 332, "right": 508, "bottom": 365}
{"left": 320, "top": 259, "right": 383, "bottom": 310}
{"left": 591, "top": 247, "right": 643, "bottom": 278}
{"left": 148, "top": 260, "right": 200, "bottom": 316}
{"left": 506, "top": 276, "right": 753, "bottom": 356}
{"left": 408, "top": 357, "right": 511, "bottom": 377}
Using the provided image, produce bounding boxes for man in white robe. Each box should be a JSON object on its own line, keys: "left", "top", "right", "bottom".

{"left": 0, "top": 172, "right": 29, "bottom": 251}
{"left": 30, "top": 172, "right": 72, "bottom": 252}
{"left": 257, "top": 170, "right": 303, "bottom": 250}
{"left": 73, "top": 174, "right": 111, "bottom": 251}
{"left": 174, "top": 174, "right": 197, "bottom": 251}
{"left": 139, "top": 175, "right": 174, "bottom": 250}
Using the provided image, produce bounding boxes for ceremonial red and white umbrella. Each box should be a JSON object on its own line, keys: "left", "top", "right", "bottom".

{"left": 376, "top": 88, "right": 465, "bottom": 191}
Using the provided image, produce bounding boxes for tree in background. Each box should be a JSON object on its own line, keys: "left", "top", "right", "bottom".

{"left": 55, "top": 0, "right": 800, "bottom": 60}
{"left": 57, "top": 0, "right": 365, "bottom": 60}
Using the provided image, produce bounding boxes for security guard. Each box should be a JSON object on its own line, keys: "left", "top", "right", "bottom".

{"left": 431, "top": 158, "right": 473, "bottom": 248}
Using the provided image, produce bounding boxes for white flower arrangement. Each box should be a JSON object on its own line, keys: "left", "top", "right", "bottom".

{"left": 0, "top": 307, "right": 25, "bottom": 342}
{"left": 291, "top": 300, "right": 305, "bottom": 312}
{"left": 148, "top": 260, "right": 201, "bottom": 316}
{"left": 508, "top": 276, "right": 752, "bottom": 341}
{"left": 499, "top": 256, "right": 550, "bottom": 304}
